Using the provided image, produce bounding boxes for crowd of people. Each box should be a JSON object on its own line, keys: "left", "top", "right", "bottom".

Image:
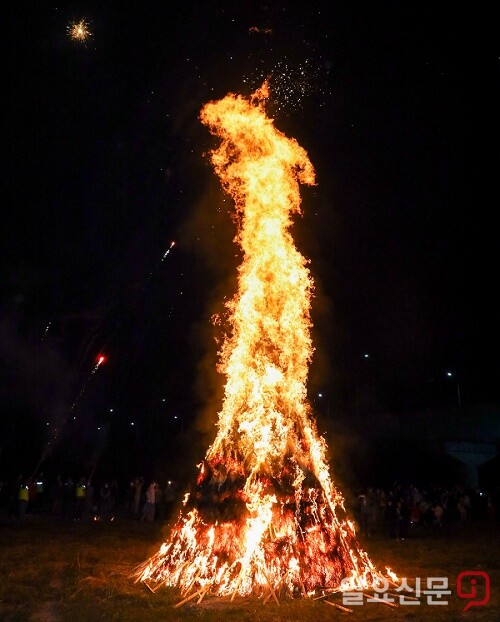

{"left": 351, "top": 481, "right": 498, "bottom": 539}
{"left": 0, "top": 474, "right": 179, "bottom": 524}
{"left": 0, "top": 474, "right": 497, "bottom": 540}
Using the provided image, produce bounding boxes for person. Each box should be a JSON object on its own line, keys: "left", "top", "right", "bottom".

{"left": 83, "top": 480, "right": 95, "bottom": 520}
{"left": 62, "top": 477, "right": 75, "bottom": 520}
{"left": 110, "top": 480, "right": 119, "bottom": 514}
{"left": 35, "top": 473, "right": 45, "bottom": 513}
{"left": 134, "top": 477, "right": 144, "bottom": 517}
{"left": 50, "top": 475, "right": 63, "bottom": 517}
{"left": 359, "top": 492, "right": 376, "bottom": 538}
{"left": 18, "top": 480, "right": 29, "bottom": 519}
{"left": 27, "top": 478, "right": 37, "bottom": 514}
{"left": 74, "top": 478, "right": 86, "bottom": 520}
{"left": 7, "top": 476, "right": 23, "bottom": 519}
{"left": 155, "top": 482, "right": 164, "bottom": 521}
{"left": 399, "top": 497, "right": 411, "bottom": 539}
{"left": 433, "top": 503, "right": 444, "bottom": 528}
{"left": 100, "top": 482, "right": 112, "bottom": 520}
{"left": 386, "top": 497, "right": 402, "bottom": 539}
{"left": 164, "top": 481, "right": 177, "bottom": 519}
{"left": 141, "top": 481, "right": 157, "bottom": 523}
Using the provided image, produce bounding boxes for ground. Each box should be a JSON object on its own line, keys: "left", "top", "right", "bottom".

{"left": 0, "top": 515, "right": 498, "bottom": 621}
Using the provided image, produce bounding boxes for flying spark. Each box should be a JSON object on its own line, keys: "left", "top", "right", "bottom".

{"left": 161, "top": 241, "right": 176, "bottom": 262}
{"left": 32, "top": 353, "right": 107, "bottom": 477}
{"left": 143, "top": 241, "right": 176, "bottom": 290}
{"left": 243, "top": 58, "right": 330, "bottom": 114}
{"left": 41, "top": 321, "right": 51, "bottom": 341}
{"left": 69, "top": 354, "right": 107, "bottom": 413}
{"left": 249, "top": 26, "right": 273, "bottom": 35}
{"left": 67, "top": 19, "right": 92, "bottom": 43}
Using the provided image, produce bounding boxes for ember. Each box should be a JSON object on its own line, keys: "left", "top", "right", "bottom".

{"left": 136, "top": 83, "right": 393, "bottom": 603}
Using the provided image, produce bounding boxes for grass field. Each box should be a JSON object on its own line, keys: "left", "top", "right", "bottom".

{"left": 0, "top": 515, "right": 498, "bottom": 621}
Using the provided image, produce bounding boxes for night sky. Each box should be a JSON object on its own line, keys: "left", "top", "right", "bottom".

{"left": 2, "top": 2, "right": 497, "bottom": 481}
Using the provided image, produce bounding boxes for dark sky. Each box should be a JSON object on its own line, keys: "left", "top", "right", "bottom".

{"left": 2, "top": 2, "right": 498, "bottom": 479}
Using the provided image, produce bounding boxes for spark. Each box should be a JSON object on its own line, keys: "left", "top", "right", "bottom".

{"left": 243, "top": 58, "right": 330, "bottom": 114}
{"left": 32, "top": 353, "right": 107, "bottom": 477}
{"left": 249, "top": 26, "right": 273, "bottom": 35}
{"left": 161, "top": 241, "right": 176, "bottom": 262}
{"left": 68, "top": 354, "right": 106, "bottom": 412}
{"left": 143, "top": 241, "right": 176, "bottom": 290}
{"left": 41, "top": 321, "right": 51, "bottom": 341}
{"left": 67, "top": 19, "right": 92, "bottom": 43}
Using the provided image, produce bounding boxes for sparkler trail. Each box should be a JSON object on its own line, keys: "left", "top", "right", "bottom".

{"left": 32, "top": 354, "right": 106, "bottom": 477}
{"left": 41, "top": 321, "right": 51, "bottom": 341}
{"left": 155, "top": 240, "right": 176, "bottom": 275}
{"left": 142, "top": 240, "right": 176, "bottom": 291}
{"left": 72, "top": 239, "right": 176, "bottom": 370}
{"left": 31, "top": 235, "right": 177, "bottom": 460}
{"left": 136, "top": 83, "right": 393, "bottom": 601}
{"left": 69, "top": 355, "right": 106, "bottom": 412}
{"left": 162, "top": 240, "right": 176, "bottom": 261}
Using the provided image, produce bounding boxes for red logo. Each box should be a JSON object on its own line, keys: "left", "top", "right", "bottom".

{"left": 457, "top": 571, "right": 490, "bottom": 612}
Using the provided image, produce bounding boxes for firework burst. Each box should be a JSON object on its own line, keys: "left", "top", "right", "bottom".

{"left": 68, "top": 19, "right": 92, "bottom": 43}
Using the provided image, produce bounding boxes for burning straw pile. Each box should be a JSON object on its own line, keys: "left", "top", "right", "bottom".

{"left": 135, "top": 83, "right": 389, "bottom": 605}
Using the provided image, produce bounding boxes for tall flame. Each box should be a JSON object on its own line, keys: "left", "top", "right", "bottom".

{"left": 136, "top": 83, "right": 388, "bottom": 601}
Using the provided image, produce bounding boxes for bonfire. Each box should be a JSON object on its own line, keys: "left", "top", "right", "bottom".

{"left": 136, "top": 83, "right": 391, "bottom": 605}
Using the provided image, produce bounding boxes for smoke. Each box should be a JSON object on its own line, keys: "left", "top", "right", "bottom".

{"left": 176, "top": 178, "right": 239, "bottom": 445}
{"left": 0, "top": 313, "right": 74, "bottom": 416}
{"left": 0, "top": 311, "right": 77, "bottom": 470}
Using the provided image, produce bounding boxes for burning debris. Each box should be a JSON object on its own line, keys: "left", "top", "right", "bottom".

{"left": 135, "top": 83, "right": 392, "bottom": 604}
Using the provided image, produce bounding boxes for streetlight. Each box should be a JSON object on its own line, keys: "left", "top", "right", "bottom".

{"left": 446, "top": 371, "right": 462, "bottom": 408}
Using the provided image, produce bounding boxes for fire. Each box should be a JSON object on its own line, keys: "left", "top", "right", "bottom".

{"left": 136, "top": 83, "right": 390, "bottom": 602}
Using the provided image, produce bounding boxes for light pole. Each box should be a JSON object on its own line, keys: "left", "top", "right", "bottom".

{"left": 446, "top": 371, "right": 462, "bottom": 408}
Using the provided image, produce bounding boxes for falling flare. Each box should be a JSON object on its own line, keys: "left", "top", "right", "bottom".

{"left": 162, "top": 241, "right": 176, "bottom": 261}
{"left": 136, "top": 83, "right": 392, "bottom": 601}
